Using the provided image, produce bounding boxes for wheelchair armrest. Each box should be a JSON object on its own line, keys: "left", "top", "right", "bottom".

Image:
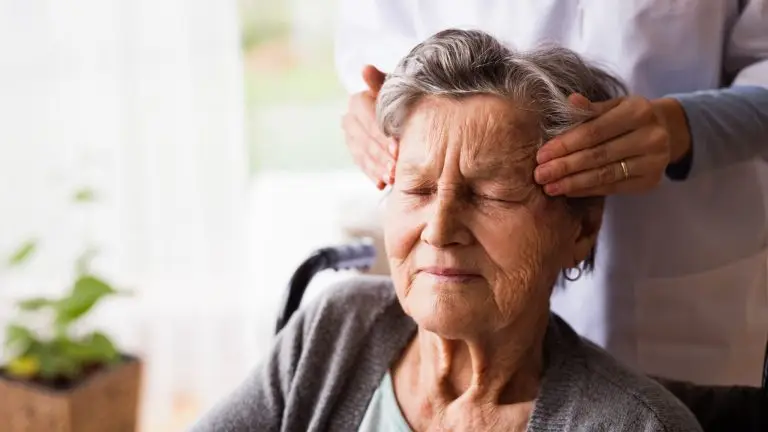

{"left": 656, "top": 377, "right": 766, "bottom": 432}
{"left": 274, "top": 242, "right": 376, "bottom": 334}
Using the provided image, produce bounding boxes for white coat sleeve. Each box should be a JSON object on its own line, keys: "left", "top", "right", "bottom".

{"left": 334, "top": 0, "right": 420, "bottom": 94}
{"left": 726, "top": 0, "right": 768, "bottom": 87}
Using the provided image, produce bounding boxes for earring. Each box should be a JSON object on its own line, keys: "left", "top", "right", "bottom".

{"left": 563, "top": 265, "right": 582, "bottom": 282}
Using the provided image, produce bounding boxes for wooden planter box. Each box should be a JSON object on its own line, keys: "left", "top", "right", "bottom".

{"left": 0, "top": 356, "right": 142, "bottom": 432}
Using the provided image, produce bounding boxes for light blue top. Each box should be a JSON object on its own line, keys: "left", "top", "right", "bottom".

{"left": 671, "top": 86, "right": 768, "bottom": 179}
{"left": 358, "top": 372, "right": 412, "bottom": 432}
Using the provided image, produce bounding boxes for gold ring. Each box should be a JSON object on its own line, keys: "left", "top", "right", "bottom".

{"left": 620, "top": 160, "right": 630, "bottom": 180}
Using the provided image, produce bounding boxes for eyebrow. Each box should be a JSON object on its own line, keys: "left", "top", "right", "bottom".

{"left": 397, "top": 153, "right": 536, "bottom": 185}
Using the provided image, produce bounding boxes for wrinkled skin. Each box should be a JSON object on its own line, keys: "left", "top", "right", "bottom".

{"left": 384, "top": 95, "right": 602, "bottom": 431}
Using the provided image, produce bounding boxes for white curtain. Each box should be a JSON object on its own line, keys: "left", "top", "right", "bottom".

{"left": 0, "top": 0, "right": 250, "bottom": 430}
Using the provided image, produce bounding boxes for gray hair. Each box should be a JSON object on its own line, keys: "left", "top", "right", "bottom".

{"left": 377, "top": 29, "right": 625, "bottom": 277}
{"left": 376, "top": 29, "right": 626, "bottom": 142}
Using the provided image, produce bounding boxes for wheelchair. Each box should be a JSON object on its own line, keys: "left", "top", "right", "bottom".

{"left": 275, "top": 242, "right": 768, "bottom": 432}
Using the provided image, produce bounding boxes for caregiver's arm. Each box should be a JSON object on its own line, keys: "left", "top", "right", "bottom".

{"left": 665, "top": 85, "right": 768, "bottom": 180}
{"left": 535, "top": 1, "right": 768, "bottom": 196}
{"left": 535, "top": 83, "right": 768, "bottom": 194}
{"left": 649, "top": 0, "right": 768, "bottom": 181}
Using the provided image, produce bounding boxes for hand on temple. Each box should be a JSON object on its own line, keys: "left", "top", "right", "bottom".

{"left": 534, "top": 93, "right": 690, "bottom": 197}
{"left": 341, "top": 65, "right": 397, "bottom": 189}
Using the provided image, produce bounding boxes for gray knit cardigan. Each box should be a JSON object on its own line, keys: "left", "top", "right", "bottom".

{"left": 191, "top": 276, "right": 702, "bottom": 431}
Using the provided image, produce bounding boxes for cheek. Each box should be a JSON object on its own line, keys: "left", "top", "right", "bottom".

{"left": 383, "top": 196, "right": 422, "bottom": 267}
{"left": 383, "top": 197, "right": 425, "bottom": 312}
{"left": 473, "top": 200, "right": 572, "bottom": 296}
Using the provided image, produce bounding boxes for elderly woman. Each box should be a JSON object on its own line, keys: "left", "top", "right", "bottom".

{"left": 192, "top": 30, "right": 702, "bottom": 431}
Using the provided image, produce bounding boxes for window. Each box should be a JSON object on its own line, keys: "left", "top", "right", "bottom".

{"left": 240, "top": 0, "right": 352, "bottom": 173}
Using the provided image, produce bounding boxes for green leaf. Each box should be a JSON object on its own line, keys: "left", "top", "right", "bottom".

{"left": 54, "top": 275, "right": 117, "bottom": 326}
{"left": 22, "top": 341, "right": 53, "bottom": 379}
{"left": 26, "top": 340, "right": 82, "bottom": 380}
{"left": 86, "top": 332, "right": 119, "bottom": 363}
{"left": 5, "top": 324, "right": 34, "bottom": 351}
{"left": 57, "top": 332, "right": 118, "bottom": 365}
{"left": 73, "top": 188, "right": 97, "bottom": 203}
{"left": 18, "top": 297, "right": 56, "bottom": 311}
{"left": 8, "top": 240, "right": 37, "bottom": 267}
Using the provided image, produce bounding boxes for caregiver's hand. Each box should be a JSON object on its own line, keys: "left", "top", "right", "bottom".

{"left": 342, "top": 65, "right": 397, "bottom": 189}
{"left": 534, "top": 94, "right": 690, "bottom": 197}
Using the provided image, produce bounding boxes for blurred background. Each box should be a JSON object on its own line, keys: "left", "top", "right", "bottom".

{"left": 0, "top": 0, "right": 383, "bottom": 430}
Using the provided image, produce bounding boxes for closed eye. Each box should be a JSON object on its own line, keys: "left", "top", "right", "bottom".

{"left": 475, "top": 193, "right": 513, "bottom": 203}
{"left": 403, "top": 187, "right": 435, "bottom": 196}
{"left": 478, "top": 194, "right": 508, "bottom": 202}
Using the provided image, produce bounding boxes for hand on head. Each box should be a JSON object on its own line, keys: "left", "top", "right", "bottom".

{"left": 344, "top": 73, "right": 678, "bottom": 197}
{"left": 534, "top": 93, "right": 674, "bottom": 197}
{"left": 341, "top": 65, "right": 398, "bottom": 189}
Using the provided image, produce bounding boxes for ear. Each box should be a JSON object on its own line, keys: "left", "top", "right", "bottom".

{"left": 569, "top": 200, "right": 604, "bottom": 266}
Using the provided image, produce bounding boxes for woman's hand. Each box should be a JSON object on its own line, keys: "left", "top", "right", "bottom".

{"left": 341, "top": 65, "right": 397, "bottom": 189}
{"left": 534, "top": 94, "right": 690, "bottom": 197}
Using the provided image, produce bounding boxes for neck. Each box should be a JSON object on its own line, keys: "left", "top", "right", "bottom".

{"left": 412, "top": 310, "right": 548, "bottom": 405}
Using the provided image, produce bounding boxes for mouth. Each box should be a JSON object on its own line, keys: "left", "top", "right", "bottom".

{"left": 418, "top": 267, "right": 482, "bottom": 283}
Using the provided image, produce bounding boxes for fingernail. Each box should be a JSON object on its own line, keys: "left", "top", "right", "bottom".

{"left": 535, "top": 165, "right": 552, "bottom": 183}
{"left": 388, "top": 141, "right": 397, "bottom": 156}
{"left": 537, "top": 148, "right": 552, "bottom": 164}
{"left": 545, "top": 183, "right": 560, "bottom": 195}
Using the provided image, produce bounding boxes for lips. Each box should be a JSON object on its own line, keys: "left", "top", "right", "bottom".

{"left": 418, "top": 267, "right": 481, "bottom": 278}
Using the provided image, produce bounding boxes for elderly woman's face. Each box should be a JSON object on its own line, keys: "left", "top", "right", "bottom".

{"left": 384, "top": 95, "right": 598, "bottom": 338}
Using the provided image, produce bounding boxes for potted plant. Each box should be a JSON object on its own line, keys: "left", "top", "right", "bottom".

{"left": 0, "top": 189, "right": 141, "bottom": 432}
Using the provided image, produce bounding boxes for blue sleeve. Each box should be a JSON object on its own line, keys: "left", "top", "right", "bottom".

{"left": 666, "top": 86, "right": 768, "bottom": 180}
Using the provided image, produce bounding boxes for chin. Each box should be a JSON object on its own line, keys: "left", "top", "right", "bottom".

{"left": 404, "top": 286, "right": 490, "bottom": 339}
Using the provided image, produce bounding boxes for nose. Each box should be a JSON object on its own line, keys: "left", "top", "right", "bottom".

{"left": 420, "top": 188, "right": 472, "bottom": 248}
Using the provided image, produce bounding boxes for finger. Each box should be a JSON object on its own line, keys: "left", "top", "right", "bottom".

{"left": 535, "top": 129, "right": 659, "bottom": 184}
{"left": 387, "top": 140, "right": 399, "bottom": 184}
{"left": 356, "top": 92, "right": 393, "bottom": 153}
{"left": 568, "top": 93, "right": 624, "bottom": 118}
{"left": 357, "top": 123, "right": 395, "bottom": 181}
{"left": 550, "top": 154, "right": 667, "bottom": 196}
{"left": 566, "top": 178, "right": 649, "bottom": 197}
{"left": 567, "top": 93, "right": 593, "bottom": 113}
{"left": 363, "top": 148, "right": 393, "bottom": 184}
{"left": 544, "top": 155, "right": 651, "bottom": 196}
{"left": 566, "top": 168, "right": 665, "bottom": 196}
{"left": 362, "top": 65, "right": 386, "bottom": 94}
{"left": 389, "top": 139, "right": 399, "bottom": 159}
{"left": 344, "top": 116, "right": 393, "bottom": 183}
{"left": 358, "top": 125, "right": 394, "bottom": 170}
{"left": 346, "top": 134, "right": 381, "bottom": 186}
{"left": 360, "top": 151, "right": 387, "bottom": 189}
{"left": 536, "top": 97, "right": 628, "bottom": 163}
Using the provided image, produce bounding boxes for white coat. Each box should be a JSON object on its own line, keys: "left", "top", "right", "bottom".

{"left": 335, "top": 0, "right": 768, "bottom": 385}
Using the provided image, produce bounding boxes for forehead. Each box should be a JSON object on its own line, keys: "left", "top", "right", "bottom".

{"left": 398, "top": 95, "right": 541, "bottom": 175}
